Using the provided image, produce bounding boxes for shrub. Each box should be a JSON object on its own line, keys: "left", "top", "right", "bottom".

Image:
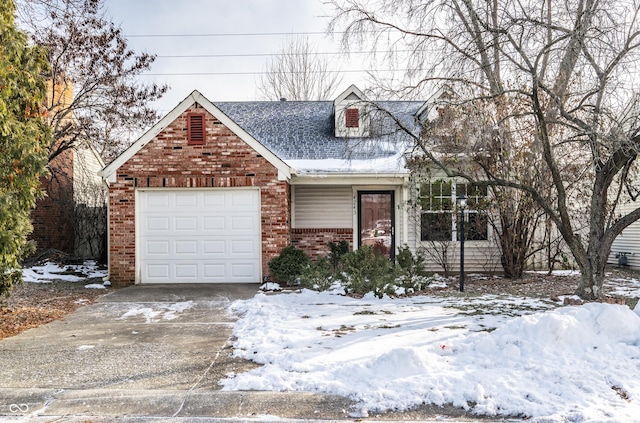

{"left": 396, "top": 245, "right": 427, "bottom": 280}
{"left": 328, "top": 240, "right": 349, "bottom": 271}
{"left": 268, "top": 246, "right": 310, "bottom": 285}
{"left": 395, "top": 245, "right": 432, "bottom": 293}
{"left": 299, "top": 257, "right": 335, "bottom": 291}
{"left": 341, "top": 245, "right": 395, "bottom": 298}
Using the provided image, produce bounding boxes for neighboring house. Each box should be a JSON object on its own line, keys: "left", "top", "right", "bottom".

{"left": 99, "top": 85, "right": 500, "bottom": 286}
{"left": 609, "top": 199, "right": 640, "bottom": 269}
{"left": 30, "top": 81, "right": 108, "bottom": 260}
{"left": 608, "top": 96, "right": 640, "bottom": 270}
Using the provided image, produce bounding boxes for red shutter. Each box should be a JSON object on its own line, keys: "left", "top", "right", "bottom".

{"left": 345, "top": 108, "right": 359, "bottom": 128}
{"left": 188, "top": 113, "right": 205, "bottom": 144}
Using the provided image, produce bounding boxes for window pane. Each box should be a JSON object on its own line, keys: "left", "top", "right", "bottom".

{"left": 419, "top": 183, "right": 431, "bottom": 209}
{"left": 466, "top": 212, "right": 489, "bottom": 241}
{"left": 421, "top": 212, "right": 452, "bottom": 241}
{"left": 422, "top": 180, "right": 452, "bottom": 211}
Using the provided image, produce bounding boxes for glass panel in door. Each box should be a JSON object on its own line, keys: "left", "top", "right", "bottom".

{"left": 358, "top": 191, "right": 394, "bottom": 259}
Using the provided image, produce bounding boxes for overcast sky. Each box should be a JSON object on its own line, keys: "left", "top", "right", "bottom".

{"left": 104, "top": 0, "right": 371, "bottom": 114}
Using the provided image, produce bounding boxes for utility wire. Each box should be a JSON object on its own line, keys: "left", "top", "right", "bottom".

{"left": 127, "top": 31, "right": 333, "bottom": 38}
{"left": 142, "top": 69, "right": 422, "bottom": 76}
{"left": 156, "top": 49, "right": 415, "bottom": 59}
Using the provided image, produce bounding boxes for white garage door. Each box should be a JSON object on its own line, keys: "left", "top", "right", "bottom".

{"left": 138, "top": 189, "right": 261, "bottom": 283}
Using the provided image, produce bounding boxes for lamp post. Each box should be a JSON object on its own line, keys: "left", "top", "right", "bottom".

{"left": 457, "top": 195, "right": 467, "bottom": 292}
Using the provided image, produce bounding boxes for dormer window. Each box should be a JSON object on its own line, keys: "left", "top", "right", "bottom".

{"left": 187, "top": 113, "right": 205, "bottom": 145}
{"left": 345, "top": 108, "right": 359, "bottom": 128}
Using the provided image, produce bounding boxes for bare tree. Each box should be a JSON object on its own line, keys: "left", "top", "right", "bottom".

{"left": 329, "top": 0, "right": 640, "bottom": 299}
{"left": 422, "top": 94, "right": 546, "bottom": 279}
{"left": 17, "top": 0, "right": 167, "bottom": 162}
{"left": 258, "top": 36, "right": 343, "bottom": 101}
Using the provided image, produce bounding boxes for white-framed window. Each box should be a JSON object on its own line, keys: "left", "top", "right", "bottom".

{"left": 419, "top": 181, "right": 488, "bottom": 241}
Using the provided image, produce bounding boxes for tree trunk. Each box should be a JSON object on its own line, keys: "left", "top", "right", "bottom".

{"left": 576, "top": 260, "right": 606, "bottom": 300}
{"left": 497, "top": 192, "right": 534, "bottom": 279}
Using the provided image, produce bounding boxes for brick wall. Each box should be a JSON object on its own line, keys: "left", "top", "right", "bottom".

{"left": 291, "top": 228, "right": 353, "bottom": 260}
{"left": 107, "top": 104, "right": 290, "bottom": 286}
{"left": 30, "top": 147, "right": 75, "bottom": 255}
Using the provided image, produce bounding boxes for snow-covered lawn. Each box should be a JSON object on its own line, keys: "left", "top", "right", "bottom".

{"left": 223, "top": 279, "right": 640, "bottom": 422}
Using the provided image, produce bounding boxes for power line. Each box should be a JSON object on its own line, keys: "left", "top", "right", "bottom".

{"left": 127, "top": 31, "right": 332, "bottom": 38}
{"left": 156, "top": 50, "right": 413, "bottom": 59}
{"left": 141, "top": 69, "right": 421, "bottom": 76}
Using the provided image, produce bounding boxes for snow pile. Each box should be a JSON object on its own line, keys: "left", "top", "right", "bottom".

{"left": 223, "top": 290, "right": 640, "bottom": 422}
{"left": 22, "top": 260, "right": 107, "bottom": 284}
{"left": 260, "top": 282, "right": 282, "bottom": 291}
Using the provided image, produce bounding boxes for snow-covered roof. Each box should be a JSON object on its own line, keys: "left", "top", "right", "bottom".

{"left": 100, "top": 89, "right": 426, "bottom": 181}
{"left": 214, "top": 100, "right": 424, "bottom": 174}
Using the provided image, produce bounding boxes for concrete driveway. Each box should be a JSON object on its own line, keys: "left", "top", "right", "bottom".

{"left": 0, "top": 284, "right": 355, "bottom": 422}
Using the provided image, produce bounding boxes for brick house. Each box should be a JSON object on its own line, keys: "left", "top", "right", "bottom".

{"left": 99, "top": 85, "right": 500, "bottom": 286}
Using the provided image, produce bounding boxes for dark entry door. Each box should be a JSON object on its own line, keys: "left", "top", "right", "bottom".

{"left": 358, "top": 191, "right": 395, "bottom": 259}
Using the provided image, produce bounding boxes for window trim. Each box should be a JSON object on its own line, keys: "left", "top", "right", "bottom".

{"left": 419, "top": 181, "right": 488, "bottom": 242}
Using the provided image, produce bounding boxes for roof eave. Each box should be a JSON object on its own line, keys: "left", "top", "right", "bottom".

{"left": 290, "top": 171, "right": 409, "bottom": 185}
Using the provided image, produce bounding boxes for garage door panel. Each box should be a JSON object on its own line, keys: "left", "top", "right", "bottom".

{"left": 175, "top": 192, "right": 198, "bottom": 208}
{"left": 145, "top": 240, "right": 170, "bottom": 255}
{"left": 231, "top": 190, "right": 259, "bottom": 207}
{"left": 175, "top": 264, "right": 198, "bottom": 278}
{"left": 175, "top": 216, "right": 198, "bottom": 232}
{"left": 203, "top": 263, "right": 225, "bottom": 278}
{"left": 203, "top": 240, "right": 225, "bottom": 255}
{"left": 146, "top": 263, "right": 170, "bottom": 279}
{"left": 145, "top": 192, "right": 170, "bottom": 208}
{"left": 146, "top": 217, "right": 170, "bottom": 232}
{"left": 139, "top": 189, "right": 261, "bottom": 284}
{"left": 231, "top": 262, "right": 260, "bottom": 278}
{"left": 203, "top": 216, "right": 225, "bottom": 231}
{"left": 231, "top": 239, "right": 258, "bottom": 255}
{"left": 175, "top": 240, "right": 198, "bottom": 255}
{"left": 231, "top": 215, "right": 258, "bottom": 231}
{"left": 202, "top": 191, "right": 227, "bottom": 208}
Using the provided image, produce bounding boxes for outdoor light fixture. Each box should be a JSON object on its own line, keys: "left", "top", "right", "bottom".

{"left": 457, "top": 195, "right": 467, "bottom": 292}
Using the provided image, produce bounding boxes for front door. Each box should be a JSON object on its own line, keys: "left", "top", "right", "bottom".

{"left": 358, "top": 191, "right": 395, "bottom": 259}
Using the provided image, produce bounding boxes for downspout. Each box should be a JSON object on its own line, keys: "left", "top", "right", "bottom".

{"left": 402, "top": 176, "right": 410, "bottom": 249}
{"left": 101, "top": 177, "right": 111, "bottom": 284}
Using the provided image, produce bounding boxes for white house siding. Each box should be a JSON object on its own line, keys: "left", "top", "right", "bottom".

{"left": 73, "top": 142, "right": 107, "bottom": 259}
{"left": 406, "top": 174, "right": 502, "bottom": 275}
{"left": 292, "top": 186, "right": 354, "bottom": 229}
{"left": 73, "top": 143, "right": 106, "bottom": 207}
{"left": 609, "top": 201, "right": 640, "bottom": 269}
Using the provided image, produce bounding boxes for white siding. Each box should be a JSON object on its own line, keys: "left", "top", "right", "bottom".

{"left": 293, "top": 186, "right": 353, "bottom": 228}
{"left": 73, "top": 142, "right": 106, "bottom": 207}
{"left": 610, "top": 201, "right": 640, "bottom": 269}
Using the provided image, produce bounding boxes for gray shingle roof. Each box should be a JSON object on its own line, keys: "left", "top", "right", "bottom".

{"left": 214, "top": 100, "right": 425, "bottom": 162}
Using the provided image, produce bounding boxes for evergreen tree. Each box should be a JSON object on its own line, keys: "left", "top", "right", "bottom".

{"left": 0, "top": 0, "right": 51, "bottom": 295}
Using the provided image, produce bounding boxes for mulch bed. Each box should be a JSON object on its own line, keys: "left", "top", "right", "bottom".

{"left": 0, "top": 278, "right": 110, "bottom": 340}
